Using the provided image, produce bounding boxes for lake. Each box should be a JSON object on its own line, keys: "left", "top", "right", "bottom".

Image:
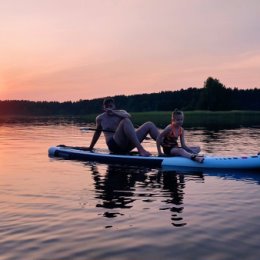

{"left": 1, "top": 118, "right": 260, "bottom": 260}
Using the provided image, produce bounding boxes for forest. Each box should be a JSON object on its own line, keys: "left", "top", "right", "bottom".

{"left": 1, "top": 77, "right": 260, "bottom": 116}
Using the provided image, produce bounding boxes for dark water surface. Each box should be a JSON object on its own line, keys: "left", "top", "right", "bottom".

{"left": 0, "top": 119, "right": 260, "bottom": 260}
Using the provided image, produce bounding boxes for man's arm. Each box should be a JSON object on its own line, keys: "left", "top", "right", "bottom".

{"left": 88, "top": 117, "right": 102, "bottom": 150}
{"left": 106, "top": 109, "right": 131, "bottom": 118}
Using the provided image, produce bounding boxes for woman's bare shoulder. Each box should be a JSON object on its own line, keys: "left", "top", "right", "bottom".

{"left": 160, "top": 124, "right": 171, "bottom": 134}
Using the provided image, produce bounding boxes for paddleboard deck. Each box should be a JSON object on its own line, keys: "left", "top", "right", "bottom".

{"left": 48, "top": 145, "right": 260, "bottom": 170}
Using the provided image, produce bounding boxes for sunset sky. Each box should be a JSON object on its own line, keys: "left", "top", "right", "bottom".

{"left": 1, "top": 0, "right": 260, "bottom": 101}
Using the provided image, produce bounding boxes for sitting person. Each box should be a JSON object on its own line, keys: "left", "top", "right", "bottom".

{"left": 156, "top": 109, "right": 204, "bottom": 163}
{"left": 87, "top": 97, "right": 159, "bottom": 156}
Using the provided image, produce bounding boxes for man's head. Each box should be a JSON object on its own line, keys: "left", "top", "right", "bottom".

{"left": 103, "top": 98, "right": 115, "bottom": 110}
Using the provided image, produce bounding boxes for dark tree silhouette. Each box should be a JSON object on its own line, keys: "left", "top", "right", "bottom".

{"left": 0, "top": 77, "right": 259, "bottom": 115}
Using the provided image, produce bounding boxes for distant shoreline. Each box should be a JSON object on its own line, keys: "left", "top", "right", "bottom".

{"left": 1, "top": 83, "right": 260, "bottom": 115}
{"left": 1, "top": 111, "right": 260, "bottom": 128}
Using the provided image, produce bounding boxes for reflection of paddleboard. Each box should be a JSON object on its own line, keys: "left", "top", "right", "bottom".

{"left": 48, "top": 145, "right": 260, "bottom": 170}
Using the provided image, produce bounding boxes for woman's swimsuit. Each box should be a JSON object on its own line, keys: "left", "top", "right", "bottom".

{"left": 162, "top": 125, "right": 183, "bottom": 155}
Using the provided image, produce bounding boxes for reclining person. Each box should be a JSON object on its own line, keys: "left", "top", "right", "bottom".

{"left": 86, "top": 98, "right": 159, "bottom": 156}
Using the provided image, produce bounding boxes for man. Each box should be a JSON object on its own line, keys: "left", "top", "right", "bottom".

{"left": 87, "top": 98, "right": 159, "bottom": 156}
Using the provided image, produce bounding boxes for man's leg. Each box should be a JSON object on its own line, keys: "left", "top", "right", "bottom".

{"left": 113, "top": 118, "right": 152, "bottom": 156}
{"left": 135, "top": 121, "right": 159, "bottom": 142}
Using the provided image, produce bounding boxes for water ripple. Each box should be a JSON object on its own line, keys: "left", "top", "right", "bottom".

{"left": 1, "top": 122, "right": 260, "bottom": 259}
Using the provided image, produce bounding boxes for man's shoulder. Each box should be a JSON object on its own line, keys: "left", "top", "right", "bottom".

{"left": 96, "top": 112, "right": 106, "bottom": 120}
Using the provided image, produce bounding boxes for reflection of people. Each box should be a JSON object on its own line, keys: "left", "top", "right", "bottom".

{"left": 89, "top": 163, "right": 197, "bottom": 227}
{"left": 87, "top": 98, "right": 159, "bottom": 156}
{"left": 158, "top": 171, "right": 186, "bottom": 227}
{"left": 156, "top": 109, "right": 204, "bottom": 163}
{"left": 90, "top": 164, "right": 148, "bottom": 211}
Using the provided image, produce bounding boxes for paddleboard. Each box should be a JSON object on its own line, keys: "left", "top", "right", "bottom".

{"left": 48, "top": 145, "right": 260, "bottom": 170}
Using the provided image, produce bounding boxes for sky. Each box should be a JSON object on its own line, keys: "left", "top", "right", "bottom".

{"left": 0, "top": 0, "right": 260, "bottom": 101}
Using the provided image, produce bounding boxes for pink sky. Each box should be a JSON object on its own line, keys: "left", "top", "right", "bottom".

{"left": 0, "top": 0, "right": 260, "bottom": 101}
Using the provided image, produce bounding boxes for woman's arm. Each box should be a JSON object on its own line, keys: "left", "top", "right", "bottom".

{"left": 179, "top": 129, "right": 193, "bottom": 153}
{"left": 156, "top": 125, "right": 171, "bottom": 156}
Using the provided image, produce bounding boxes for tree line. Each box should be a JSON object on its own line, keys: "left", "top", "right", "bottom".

{"left": 0, "top": 77, "right": 260, "bottom": 116}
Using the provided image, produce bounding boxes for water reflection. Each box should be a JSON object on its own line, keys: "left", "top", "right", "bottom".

{"left": 86, "top": 163, "right": 206, "bottom": 227}
{"left": 83, "top": 162, "right": 260, "bottom": 229}
{"left": 91, "top": 164, "right": 139, "bottom": 213}
{"left": 157, "top": 171, "right": 187, "bottom": 227}
{"left": 204, "top": 170, "right": 260, "bottom": 185}
{"left": 163, "top": 166, "right": 260, "bottom": 184}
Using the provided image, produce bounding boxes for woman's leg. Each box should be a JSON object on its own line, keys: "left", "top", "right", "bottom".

{"left": 170, "top": 147, "right": 204, "bottom": 163}
{"left": 185, "top": 146, "right": 201, "bottom": 154}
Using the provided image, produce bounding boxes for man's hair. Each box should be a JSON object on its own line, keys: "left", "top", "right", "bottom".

{"left": 103, "top": 97, "right": 115, "bottom": 106}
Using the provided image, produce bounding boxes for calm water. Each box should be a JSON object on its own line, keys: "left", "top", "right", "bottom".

{"left": 0, "top": 118, "right": 260, "bottom": 260}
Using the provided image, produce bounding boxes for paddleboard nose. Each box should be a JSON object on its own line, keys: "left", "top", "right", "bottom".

{"left": 48, "top": 146, "right": 57, "bottom": 157}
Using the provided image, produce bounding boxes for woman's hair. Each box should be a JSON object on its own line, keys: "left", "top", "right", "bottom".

{"left": 171, "top": 108, "right": 183, "bottom": 120}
